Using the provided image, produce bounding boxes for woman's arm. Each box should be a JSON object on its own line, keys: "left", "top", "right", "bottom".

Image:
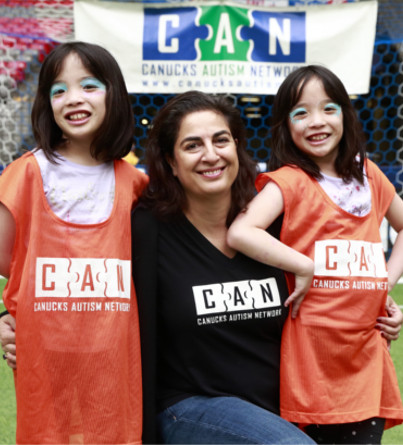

{"left": 376, "top": 296, "right": 403, "bottom": 348}
{"left": 0, "top": 313, "right": 16, "bottom": 369}
{"left": 0, "top": 203, "right": 15, "bottom": 278}
{"left": 379, "top": 194, "right": 403, "bottom": 347}
{"left": 132, "top": 207, "right": 158, "bottom": 444}
{"left": 385, "top": 194, "right": 403, "bottom": 290}
{"left": 227, "top": 182, "right": 314, "bottom": 318}
{"left": 0, "top": 203, "right": 16, "bottom": 369}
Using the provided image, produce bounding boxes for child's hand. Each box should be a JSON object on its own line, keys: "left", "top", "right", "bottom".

{"left": 284, "top": 261, "right": 314, "bottom": 319}
{"left": 376, "top": 295, "right": 402, "bottom": 349}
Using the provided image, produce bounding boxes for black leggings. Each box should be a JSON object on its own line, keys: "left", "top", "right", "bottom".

{"left": 305, "top": 418, "right": 385, "bottom": 444}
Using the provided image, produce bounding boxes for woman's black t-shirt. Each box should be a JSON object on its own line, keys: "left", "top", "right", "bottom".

{"left": 133, "top": 208, "right": 289, "bottom": 416}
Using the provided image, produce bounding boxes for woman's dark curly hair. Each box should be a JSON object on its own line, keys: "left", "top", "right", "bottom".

{"left": 269, "top": 65, "right": 366, "bottom": 183}
{"left": 142, "top": 90, "right": 257, "bottom": 226}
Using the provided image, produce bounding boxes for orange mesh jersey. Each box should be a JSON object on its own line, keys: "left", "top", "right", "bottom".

{"left": 0, "top": 152, "right": 148, "bottom": 444}
{"left": 256, "top": 159, "right": 403, "bottom": 429}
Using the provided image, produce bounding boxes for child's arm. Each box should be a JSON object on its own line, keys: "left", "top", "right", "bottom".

{"left": 0, "top": 203, "right": 15, "bottom": 278}
{"left": 227, "top": 181, "right": 314, "bottom": 318}
{"left": 385, "top": 194, "right": 403, "bottom": 290}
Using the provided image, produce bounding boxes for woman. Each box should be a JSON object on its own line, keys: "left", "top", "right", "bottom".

{"left": 1, "top": 91, "right": 402, "bottom": 443}
{"left": 133, "top": 90, "right": 314, "bottom": 444}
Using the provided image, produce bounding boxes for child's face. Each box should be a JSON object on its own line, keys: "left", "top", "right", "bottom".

{"left": 288, "top": 77, "right": 343, "bottom": 176}
{"left": 50, "top": 52, "right": 107, "bottom": 149}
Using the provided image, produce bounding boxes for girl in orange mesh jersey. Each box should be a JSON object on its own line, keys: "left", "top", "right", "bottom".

{"left": 228, "top": 65, "right": 403, "bottom": 444}
{"left": 0, "top": 41, "right": 147, "bottom": 444}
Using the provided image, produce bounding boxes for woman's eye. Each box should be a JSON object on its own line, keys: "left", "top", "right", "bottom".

{"left": 185, "top": 142, "right": 199, "bottom": 151}
{"left": 216, "top": 137, "right": 230, "bottom": 145}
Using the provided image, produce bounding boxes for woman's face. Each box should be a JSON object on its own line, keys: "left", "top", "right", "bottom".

{"left": 169, "top": 110, "right": 239, "bottom": 202}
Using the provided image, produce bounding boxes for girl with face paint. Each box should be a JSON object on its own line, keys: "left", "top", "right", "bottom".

{"left": 228, "top": 65, "right": 403, "bottom": 443}
{"left": 0, "top": 41, "right": 148, "bottom": 444}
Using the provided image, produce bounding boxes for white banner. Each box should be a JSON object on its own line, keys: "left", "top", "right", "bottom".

{"left": 74, "top": 0, "right": 378, "bottom": 95}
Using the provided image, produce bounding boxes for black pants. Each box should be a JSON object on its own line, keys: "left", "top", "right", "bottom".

{"left": 305, "top": 417, "right": 385, "bottom": 444}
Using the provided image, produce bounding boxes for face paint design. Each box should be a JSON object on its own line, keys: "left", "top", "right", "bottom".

{"left": 289, "top": 107, "right": 308, "bottom": 125}
{"left": 324, "top": 102, "right": 341, "bottom": 116}
{"left": 50, "top": 77, "right": 106, "bottom": 100}
{"left": 289, "top": 102, "right": 342, "bottom": 125}
{"left": 50, "top": 82, "right": 67, "bottom": 99}
{"left": 80, "top": 77, "right": 106, "bottom": 92}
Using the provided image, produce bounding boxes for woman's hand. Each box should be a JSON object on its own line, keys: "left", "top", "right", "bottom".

{"left": 0, "top": 314, "right": 16, "bottom": 369}
{"left": 376, "top": 296, "right": 402, "bottom": 349}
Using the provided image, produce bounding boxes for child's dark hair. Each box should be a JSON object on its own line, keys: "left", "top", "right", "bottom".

{"left": 31, "top": 41, "right": 134, "bottom": 162}
{"left": 142, "top": 90, "right": 257, "bottom": 226}
{"left": 269, "top": 65, "right": 366, "bottom": 183}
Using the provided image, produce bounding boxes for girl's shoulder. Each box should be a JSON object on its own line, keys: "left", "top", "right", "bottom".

{"left": 364, "top": 157, "right": 394, "bottom": 189}
{"left": 0, "top": 150, "right": 39, "bottom": 182}
{"left": 364, "top": 157, "right": 384, "bottom": 177}
{"left": 364, "top": 157, "right": 395, "bottom": 205}
{"left": 115, "top": 159, "right": 149, "bottom": 188}
{"left": 256, "top": 165, "right": 305, "bottom": 192}
{"left": 3, "top": 150, "right": 36, "bottom": 167}
{"left": 0, "top": 151, "right": 42, "bottom": 211}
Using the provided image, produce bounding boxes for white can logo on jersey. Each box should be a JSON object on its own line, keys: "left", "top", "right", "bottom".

{"left": 35, "top": 258, "right": 131, "bottom": 299}
{"left": 314, "top": 240, "right": 387, "bottom": 278}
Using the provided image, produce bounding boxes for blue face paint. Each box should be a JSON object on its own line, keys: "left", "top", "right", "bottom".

{"left": 289, "top": 107, "right": 308, "bottom": 125}
{"left": 80, "top": 77, "right": 106, "bottom": 91}
{"left": 324, "top": 102, "right": 342, "bottom": 116}
{"left": 289, "top": 102, "right": 342, "bottom": 125}
{"left": 50, "top": 77, "right": 106, "bottom": 100}
{"left": 50, "top": 82, "right": 67, "bottom": 99}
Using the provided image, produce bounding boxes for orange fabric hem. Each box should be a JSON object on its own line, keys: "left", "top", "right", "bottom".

{"left": 281, "top": 409, "right": 403, "bottom": 430}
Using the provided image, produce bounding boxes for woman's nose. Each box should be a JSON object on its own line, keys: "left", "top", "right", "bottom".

{"left": 202, "top": 142, "right": 220, "bottom": 162}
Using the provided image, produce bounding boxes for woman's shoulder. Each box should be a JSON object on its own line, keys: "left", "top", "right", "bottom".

{"left": 133, "top": 203, "right": 153, "bottom": 218}
{"left": 132, "top": 205, "right": 159, "bottom": 235}
{"left": 131, "top": 205, "right": 159, "bottom": 279}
